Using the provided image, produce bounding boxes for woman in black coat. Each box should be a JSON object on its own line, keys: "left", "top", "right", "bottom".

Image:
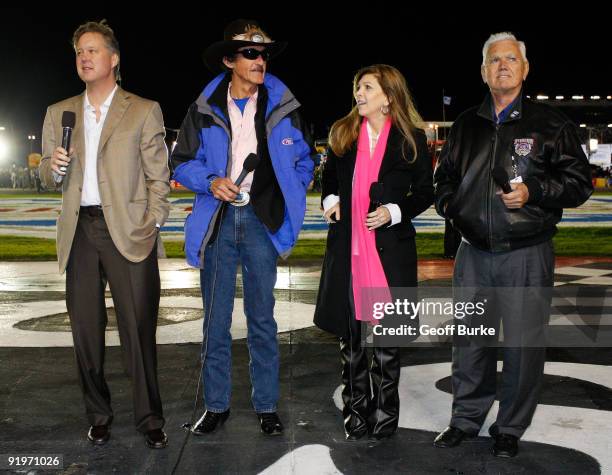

{"left": 314, "top": 64, "right": 434, "bottom": 440}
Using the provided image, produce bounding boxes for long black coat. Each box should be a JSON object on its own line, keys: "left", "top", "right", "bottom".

{"left": 313, "top": 126, "right": 434, "bottom": 339}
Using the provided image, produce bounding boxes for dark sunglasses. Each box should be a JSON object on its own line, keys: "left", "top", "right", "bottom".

{"left": 237, "top": 48, "right": 270, "bottom": 61}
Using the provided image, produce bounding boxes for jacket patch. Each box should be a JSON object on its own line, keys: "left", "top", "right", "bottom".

{"left": 514, "top": 138, "right": 534, "bottom": 156}
{"left": 281, "top": 138, "right": 294, "bottom": 146}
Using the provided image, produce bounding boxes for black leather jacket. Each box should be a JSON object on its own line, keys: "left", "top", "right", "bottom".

{"left": 434, "top": 92, "right": 593, "bottom": 252}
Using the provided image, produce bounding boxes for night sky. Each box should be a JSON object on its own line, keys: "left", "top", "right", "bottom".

{"left": 1, "top": 7, "right": 610, "bottom": 163}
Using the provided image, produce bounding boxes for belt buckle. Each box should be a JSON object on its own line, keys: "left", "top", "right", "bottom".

{"left": 230, "top": 191, "right": 250, "bottom": 207}
{"left": 87, "top": 205, "right": 103, "bottom": 216}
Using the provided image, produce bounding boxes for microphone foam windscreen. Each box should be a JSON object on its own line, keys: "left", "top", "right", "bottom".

{"left": 243, "top": 153, "right": 261, "bottom": 172}
{"left": 62, "top": 111, "right": 76, "bottom": 128}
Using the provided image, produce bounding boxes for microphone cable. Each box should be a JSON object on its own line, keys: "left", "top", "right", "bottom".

{"left": 170, "top": 203, "right": 226, "bottom": 475}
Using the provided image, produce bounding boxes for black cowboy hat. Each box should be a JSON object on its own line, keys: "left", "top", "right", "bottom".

{"left": 202, "top": 19, "right": 287, "bottom": 72}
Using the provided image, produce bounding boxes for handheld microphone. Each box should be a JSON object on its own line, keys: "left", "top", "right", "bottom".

{"left": 492, "top": 166, "right": 513, "bottom": 194}
{"left": 232, "top": 153, "right": 261, "bottom": 205}
{"left": 59, "top": 111, "right": 76, "bottom": 173}
{"left": 234, "top": 153, "right": 260, "bottom": 186}
{"left": 368, "top": 182, "right": 384, "bottom": 214}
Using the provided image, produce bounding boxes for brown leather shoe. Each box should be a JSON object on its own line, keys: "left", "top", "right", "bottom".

{"left": 144, "top": 428, "right": 168, "bottom": 449}
{"left": 87, "top": 425, "right": 110, "bottom": 445}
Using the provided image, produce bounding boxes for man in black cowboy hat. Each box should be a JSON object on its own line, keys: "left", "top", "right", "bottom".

{"left": 171, "top": 20, "right": 313, "bottom": 436}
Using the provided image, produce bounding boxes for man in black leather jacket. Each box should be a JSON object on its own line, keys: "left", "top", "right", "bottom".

{"left": 432, "top": 32, "right": 593, "bottom": 458}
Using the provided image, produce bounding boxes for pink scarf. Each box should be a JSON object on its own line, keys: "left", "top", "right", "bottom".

{"left": 351, "top": 118, "right": 392, "bottom": 323}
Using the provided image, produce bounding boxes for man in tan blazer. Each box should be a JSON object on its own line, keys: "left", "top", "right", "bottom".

{"left": 39, "top": 20, "right": 170, "bottom": 449}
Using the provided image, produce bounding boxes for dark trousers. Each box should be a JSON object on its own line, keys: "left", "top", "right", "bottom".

{"left": 66, "top": 208, "right": 164, "bottom": 433}
{"left": 450, "top": 240, "right": 554, "bottom": 438}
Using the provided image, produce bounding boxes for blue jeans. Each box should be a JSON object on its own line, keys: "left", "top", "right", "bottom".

{"left": 200, "top": 203, "right": 279, "bottom": 413}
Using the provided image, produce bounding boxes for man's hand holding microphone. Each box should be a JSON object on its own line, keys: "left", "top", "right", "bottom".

{"left": 210, "top": 153, "right": 260, "bottom": 203}
{"left": 50, "top": 111, "right": 76, "bottom": 179}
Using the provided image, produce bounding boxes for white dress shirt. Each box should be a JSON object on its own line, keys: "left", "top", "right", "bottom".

{"left": 80, "top": 86, "right": 117, "bottom": 206}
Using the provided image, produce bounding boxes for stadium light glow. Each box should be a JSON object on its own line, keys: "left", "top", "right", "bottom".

{"left": 0, "top": 137, "right": 9, "bottom": 161}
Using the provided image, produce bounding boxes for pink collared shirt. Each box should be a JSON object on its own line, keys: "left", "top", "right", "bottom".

{"left": 227, "top": 83, "right": 258, "bottom": 192}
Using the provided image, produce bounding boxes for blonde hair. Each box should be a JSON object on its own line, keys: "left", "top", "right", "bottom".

{"left": 73, "top": 19, "right": 121, "bottom": 81}
{"left": 328, "top": 64, "right": 423, "bottom": 161}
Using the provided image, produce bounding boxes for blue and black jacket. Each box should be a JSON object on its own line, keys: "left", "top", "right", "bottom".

{"left": 171, "top": 72, "right": 314, "bottom": 268}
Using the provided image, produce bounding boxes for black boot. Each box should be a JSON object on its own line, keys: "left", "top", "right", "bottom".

{"left": 368, "top": 346, "right": 400, "bottom": 439}
{"left": 339, "top": 336, "right": 371, "bottom": 440}
{"left": 192, "top": 410, "right": 230, "bottom": 435}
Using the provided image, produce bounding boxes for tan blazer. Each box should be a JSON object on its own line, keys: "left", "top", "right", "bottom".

{"left": 39, "top": 87, "right": 171, "bottom": 274}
